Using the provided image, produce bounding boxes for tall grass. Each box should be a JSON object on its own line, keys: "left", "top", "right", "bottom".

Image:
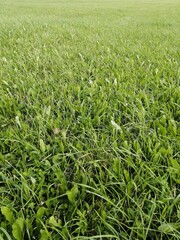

{"left": 0, "top": 0, "right": 180, "bottom": 239}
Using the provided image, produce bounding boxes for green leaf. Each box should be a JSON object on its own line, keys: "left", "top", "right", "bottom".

{"left": 66, "top": 185, "right": 79, "bottom": 203}
{"left": 49, "top": 216, "right": 62, "bottom": 227}
{"left": 1, "top": 207, "right": 14, "bottom": 225}
{"left": 177, "top": 210, "right": 180, "bottom": 220}
{"left": 12, "top": 218, "right": 24, "bottom": 240}
{"left": 170, "top": 158, "right": 180, "bottom": 171}
{"left": 59, "top": 141, "right": 64, "bottom": 153}
{"left": 113, "top": 158, "right": 121, "bottom": 176}
{"left": 111, "top": 120, "right": 122, "bottom": 131}
{"left": 158, "top": 223, "right": 175, "bottom": 233}
{"left": 39, "top": 230, "right": 49, "bottom": 240}
{"left": 45, "top": 105, "right": 51, "bottom": 116}
{"left": 15, "top": 116, "right": 21, "bottom": 128}
{"left": 124, "top": 169, "right": 130, "bottom": 182}
{"left": 36, "top": 207, "right": 46, "bottom": 220}
{"left": 39, "top": 139, "right": 46, "bottom": 153}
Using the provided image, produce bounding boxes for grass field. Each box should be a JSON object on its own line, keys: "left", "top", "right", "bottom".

{"left": 0, "top": 0, "right": 180, "bottom": 239}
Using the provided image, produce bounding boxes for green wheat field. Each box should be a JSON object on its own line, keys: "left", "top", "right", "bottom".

{"left": 0, "top": 0, "right": 180, "bottom": 239}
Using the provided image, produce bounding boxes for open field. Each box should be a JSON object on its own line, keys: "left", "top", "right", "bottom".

{"left": 0, "top": 0, "right": 180, "bottom": 239}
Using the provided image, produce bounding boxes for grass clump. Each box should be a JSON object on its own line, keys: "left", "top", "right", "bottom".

{"left": 0, "top": 0, "right": 180, "bottom": 239}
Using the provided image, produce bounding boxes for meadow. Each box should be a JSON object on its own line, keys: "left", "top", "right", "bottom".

{"left": 0, "top": 0, "right": 180, "bottom": 239}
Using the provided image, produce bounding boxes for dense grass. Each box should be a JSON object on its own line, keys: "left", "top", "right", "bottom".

{"left": 0, "top": 0, "right": 180, "bottom": 239}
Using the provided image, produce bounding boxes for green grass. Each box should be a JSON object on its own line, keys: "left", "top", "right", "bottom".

{"left": 0, "top": 0, "right": 180, "bottom": 239}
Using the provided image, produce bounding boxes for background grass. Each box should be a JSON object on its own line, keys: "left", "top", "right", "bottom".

{"left": 0, "top": 0, "right": 180, "bottom": 239}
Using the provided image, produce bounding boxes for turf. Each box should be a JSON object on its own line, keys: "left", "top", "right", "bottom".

{"left": 0, "top": 0, "right": 180, "bottom": 239}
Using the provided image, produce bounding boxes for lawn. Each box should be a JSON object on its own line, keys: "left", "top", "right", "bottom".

{"left": 0, "top": 0, "right": 180, "bottom": 239}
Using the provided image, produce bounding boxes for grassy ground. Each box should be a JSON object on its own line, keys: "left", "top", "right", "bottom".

{"left": 0, "top": 0, "right": 180, "bottom": 239}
